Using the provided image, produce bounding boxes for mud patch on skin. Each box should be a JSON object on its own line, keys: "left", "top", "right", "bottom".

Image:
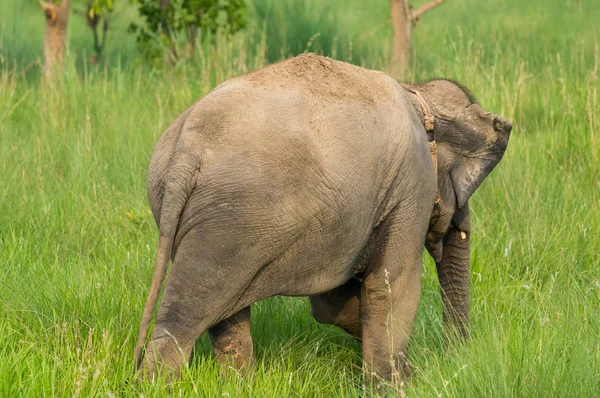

{"left": 215, "top": 343, "right": 252, "bottom": 374}
{"left": 237, "top": 53, "right": 392, "bottom": 105}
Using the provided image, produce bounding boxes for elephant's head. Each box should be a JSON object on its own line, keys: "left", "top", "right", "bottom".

{"left": 403, "top": 79, "right": 512, "bottom": 336}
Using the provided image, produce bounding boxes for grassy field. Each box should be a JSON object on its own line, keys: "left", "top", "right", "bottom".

{"left": 1, "top": 0, "right": 599, "bottom": 396}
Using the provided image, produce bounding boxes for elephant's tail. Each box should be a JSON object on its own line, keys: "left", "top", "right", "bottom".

{"left": 133, "top": 150, "right": 201, "bottom": 371}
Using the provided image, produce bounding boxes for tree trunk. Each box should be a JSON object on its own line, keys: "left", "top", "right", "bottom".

{"left": 389, "top": 0, "right": 412, "bottom": 77}
{"left": 389, "top": 0, "right": 445, "bottom": 77}
{"left": 40, "top": 0, "right": 70, "bottom": 79}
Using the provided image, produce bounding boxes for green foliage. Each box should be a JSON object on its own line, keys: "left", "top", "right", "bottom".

{"left": 88, "top": 0, "right": 114, "bottom": 17}
{"left": 129, "top": 0, "right": 247, "bottom": 63}
{"left": 247, "top": 0, "right": 346, "bottom": 62}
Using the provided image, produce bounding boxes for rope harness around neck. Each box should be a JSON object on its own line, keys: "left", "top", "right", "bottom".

{"left": 406, "top": 88, "right": 441, "bottom": 205}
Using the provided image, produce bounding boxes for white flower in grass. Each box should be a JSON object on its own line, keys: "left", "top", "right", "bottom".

{"left": 504, "top": 240, "right": 513, "bottom": 257}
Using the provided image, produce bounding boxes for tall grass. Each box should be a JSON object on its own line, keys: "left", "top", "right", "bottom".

{"left": 1, "top": 0, "right": 599, "bottom": 396}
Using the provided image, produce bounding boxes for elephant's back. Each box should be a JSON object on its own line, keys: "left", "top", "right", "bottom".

{"left": 231, "top": 53, "right": 394, "bottom": 107}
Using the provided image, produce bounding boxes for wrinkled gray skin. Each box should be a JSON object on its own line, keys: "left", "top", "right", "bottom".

{"left": 134, "top": 54, "right": 511, "bottom": 383}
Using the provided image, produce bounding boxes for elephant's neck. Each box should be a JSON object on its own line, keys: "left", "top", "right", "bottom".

{"left": 405, "top": 87, "right": 435, "bottom": 135}
{"left": 402, "top": 86, "right": 441, "bottom": 205}
{"left": 401, "top": 87, "right": 432, "bottom": 139}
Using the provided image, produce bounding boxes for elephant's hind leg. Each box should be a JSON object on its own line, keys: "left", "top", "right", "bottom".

{"left": 141, "top": 228, "right": 260, "bottom": 379}
{"left": 360, "top": 206, "right": 428, "bottom": 386}
{"left": 208, "top": 306, "right": 254, "bottom": 373}
{"left": 310, "top": 278, "right": 362, "bottom": 339}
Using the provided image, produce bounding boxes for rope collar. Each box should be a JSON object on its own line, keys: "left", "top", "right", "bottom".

{"left": 406, "top": 88, "right": 441, "bottom": 205}
{"left": 406, "top": 88, "right": 434, "bottom": 133}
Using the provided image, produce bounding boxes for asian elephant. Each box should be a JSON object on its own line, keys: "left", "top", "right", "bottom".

{"left": 134, "top": 53, "right": 511, "bottom": 383}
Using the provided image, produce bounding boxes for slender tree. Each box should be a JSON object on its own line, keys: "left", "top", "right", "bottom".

{"left": 40, "top": 0, "right": 70, "bottom": 79}
{"left": 389, "top": 0, "right": 445, "bottom": 76}
{"left": 83, "top": 0, "right": 113, "bottom": 64}
{"left": 158, "top": 0, "right": 177, "bottom": 62}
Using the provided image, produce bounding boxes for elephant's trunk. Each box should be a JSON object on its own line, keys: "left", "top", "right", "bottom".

{"left": 436, "top": 218, "right": 470, "bottom": 338}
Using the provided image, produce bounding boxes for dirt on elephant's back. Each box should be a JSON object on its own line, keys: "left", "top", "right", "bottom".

{"left": 239, "top": 53, "right": 392, "bottom": 105}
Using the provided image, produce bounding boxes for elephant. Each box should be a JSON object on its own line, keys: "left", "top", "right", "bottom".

{"left": 133, "top": 53, "right": 512, "bottom": 383}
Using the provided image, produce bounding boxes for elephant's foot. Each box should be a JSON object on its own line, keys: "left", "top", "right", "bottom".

{"left": 363, "top": 351, "right": 411, "bottom": 393}
{"left": 208, "top": 306, "right": 254, "bottom": 377}
{"left": 140, "top": 333, "right": 193, "bottom": 382}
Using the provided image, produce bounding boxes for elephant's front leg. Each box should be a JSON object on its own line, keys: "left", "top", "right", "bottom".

{"left": 208, "top": 306, "right": 254, "bottom": 373}
{"left": 360, "top": 208, "right": 427, "bottom": 386}
{"left": 310, "top": 278, "right": 362, "bottom": 339}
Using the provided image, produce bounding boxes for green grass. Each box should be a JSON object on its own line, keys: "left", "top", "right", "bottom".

{"left": 1, "top": 0, "right": 599, "bottom": 396}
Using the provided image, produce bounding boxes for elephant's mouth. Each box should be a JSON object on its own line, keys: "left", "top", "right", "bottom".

{"left": 425, "top": 232, "right": 443, "bottom": 263}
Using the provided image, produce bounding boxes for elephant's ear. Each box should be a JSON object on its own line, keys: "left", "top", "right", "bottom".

{"left": 450, "top": 152, "right": 504, "bottom": 209}
{"left": 450, "top": 114, "right": 511, "bottom": 208}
